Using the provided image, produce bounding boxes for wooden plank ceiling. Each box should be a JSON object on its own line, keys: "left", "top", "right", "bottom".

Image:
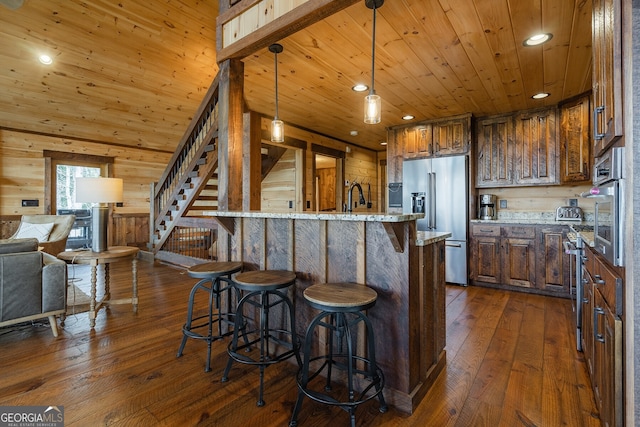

{"left": 0, "top": 0, "right": 591, "bottom": 153}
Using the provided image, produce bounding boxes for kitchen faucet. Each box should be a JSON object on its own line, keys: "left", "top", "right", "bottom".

{"left": 347, "top": 182, "right": 366, "bottom": 212}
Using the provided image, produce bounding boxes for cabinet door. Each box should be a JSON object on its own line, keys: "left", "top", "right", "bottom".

{"left": 415, "top": 125, "right": 433, "bottom": 156}
{"left": 601, "top": 301, "right": 623, "bottom": 427}
{"left": 401, "top": 127, "right": 418, "bottom": 158}
{"left": 593, "top": 290, "right": 605, "bottom": 413}
{"left": 582, "top": 273, "right": 594, "bottom": 377}
{"left": 502, "top": 237, "right": 536, "bottom": 288}
{"left": 592, "top": 0, "right": 623, "bottom": 156}
{"left": 537, "top": 226, "right": 569, "bottom": 294}
{"left": 470, "top": 236, "right": 501, "bottom": 284}
{"left": 560, "top": 96, "right": 591, "bottom": 183}
{"left": 476, "top": 115, "right": 514, "bottom": 187}
{"left": 514, "top": 108, "right": 558, "bottom": 185}
{"left": 433, "top": 118, "right": 468, "bottom": 156}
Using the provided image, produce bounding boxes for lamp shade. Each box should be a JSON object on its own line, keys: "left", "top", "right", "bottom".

{"left": 76, "top": 177, "right": 123, "bottom": 203}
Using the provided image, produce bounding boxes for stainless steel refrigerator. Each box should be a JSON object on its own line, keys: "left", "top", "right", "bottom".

{"left": 402, "top": 156, "right": 469, "bottom": 285}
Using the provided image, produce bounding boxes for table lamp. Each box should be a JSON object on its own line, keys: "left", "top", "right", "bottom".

{"left": 75, "top": 177, "right": 123, "bottom": 252}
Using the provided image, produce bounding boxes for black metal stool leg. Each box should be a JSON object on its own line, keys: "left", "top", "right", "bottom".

{"left": 176, "top": 278, "right": 204, "bottom": 358}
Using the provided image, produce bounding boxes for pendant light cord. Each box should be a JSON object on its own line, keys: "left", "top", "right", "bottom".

{"left": 370, "top": 3, "right": 377, "bottom": 96}
{"left": 274, "top": 51, "right": 279, "bottom": 120}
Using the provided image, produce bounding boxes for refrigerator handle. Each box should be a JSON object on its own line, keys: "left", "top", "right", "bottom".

{"left": 426, "top": 173, "right": 432, "bottom": 228}
{"left": 430, "top": 172, "right": 436, "bottom": 229}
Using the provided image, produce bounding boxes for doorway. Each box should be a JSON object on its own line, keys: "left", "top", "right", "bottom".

{"left": 54, "top": 163, "right": 101, "bottom": 249}
{"left": 315, "top": 154, "right": 337, "bottom": 211}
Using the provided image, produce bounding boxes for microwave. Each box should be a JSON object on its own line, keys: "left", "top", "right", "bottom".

{"left": 588, "top": 147, "right": 625, "bottom": 266}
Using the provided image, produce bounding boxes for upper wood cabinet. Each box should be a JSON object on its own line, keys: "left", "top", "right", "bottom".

{"left": 432, "top": 117, "right": 469, "bottom": 156}
{"left": 592, "top": 0, "right": 623, "bottom": 156}
{"left": 475, "top": 114, "right": 513, "bottom": 187}
{"left": 390, "top": 114, "right": 471, "bottom": 160}
{"left": 514, "top": 108, "right": 558, "bottom": 185}
{"left": 476, "top": 103, "right": 590, "bottom": 188}
{"left": 560, "top": 95, "right": 591, "bottom": 183}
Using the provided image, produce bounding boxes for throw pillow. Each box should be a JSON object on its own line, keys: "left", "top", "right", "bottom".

{"left": 15, "top": 222, "right": 55, "bottom": 242}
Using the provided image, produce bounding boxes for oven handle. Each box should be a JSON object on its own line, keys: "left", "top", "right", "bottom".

{"left": 564, "top": 241, "right": 580, "bottom": 255}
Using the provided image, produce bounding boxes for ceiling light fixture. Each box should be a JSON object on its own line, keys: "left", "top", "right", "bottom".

{"left": 352, "top": 84, "right": 368, "bottom": 92}
{"left": 523, "top": 33, "right": 553, "bottom": 46}
{"left": 402, "top": 115, "right": 415, "bottom": 120}
{"left": 532, "top": 92, "right": 550, "bottom": 99}
{"left": 364, "top": 0, "right": 384, "bottom": 125}
{"left": 38, "top": 54, "right": 53, "bottom": 65}
{"left": 269, "top": 43, "right": 284, "bottom": 143}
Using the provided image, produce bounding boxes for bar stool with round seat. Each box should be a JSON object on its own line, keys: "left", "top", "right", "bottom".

{"left": 221, "top": 269, "right": 302, "bottom": 407}
{"left": 289, "top": 282, "right": 387, "bottom": 427}
{"left": 177, "top": 261, "right": 243, "bottom": 372}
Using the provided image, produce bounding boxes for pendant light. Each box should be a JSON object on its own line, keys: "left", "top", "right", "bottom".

{"left": 269, "top": 43, "right": 284, "bottom": 142}
{"left": 364, "top": 0, "right": 384, "bottom": 124}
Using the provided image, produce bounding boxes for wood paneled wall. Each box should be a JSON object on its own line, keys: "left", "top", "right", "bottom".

{"left": 261, "top": 148, "right": 298, "bottom": 212}
{"left": 0, "top": 129, "right": 172, "bottom": 216}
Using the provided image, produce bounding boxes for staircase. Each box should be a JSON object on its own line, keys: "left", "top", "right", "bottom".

{"left": 150, "top": 74, "right": 222, "bottom": 267}
{"left": 150, "top": 72, "right": 291, "bottom": 268}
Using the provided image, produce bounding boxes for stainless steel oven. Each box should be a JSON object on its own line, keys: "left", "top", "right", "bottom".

{"left": 583, "top": 147, "right": 625, "bottom": 267}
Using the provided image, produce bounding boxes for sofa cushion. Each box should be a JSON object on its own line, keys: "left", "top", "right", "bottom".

{"left": 14, "top": 222, "right": 55, "bottom": 242}
{"left": 0, "top": 238, "right": 39, "bottom": 254}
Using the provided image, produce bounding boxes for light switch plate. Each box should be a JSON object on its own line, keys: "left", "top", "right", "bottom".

{"left": 499, "top": 200, "right": 507, "bottom": 209}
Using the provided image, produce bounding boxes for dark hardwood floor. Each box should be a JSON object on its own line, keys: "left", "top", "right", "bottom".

{"left": 0, "top": 259, "right": 601, "bottom": 426}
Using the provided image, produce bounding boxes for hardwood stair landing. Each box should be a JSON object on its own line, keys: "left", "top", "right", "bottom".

{"left": 0, "top": 261, "right": 601, "bottom": 426}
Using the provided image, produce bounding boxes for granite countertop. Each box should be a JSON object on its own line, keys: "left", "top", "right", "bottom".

{"left": 470, "top": 218, "right": 586, "bottom": 226}
{"left": 470, "top": 211, "right": 594, "bottom": 226}
{"left": 578, "top": 231, "right": 595, "bottom": 247}
{"left": 416, "top": 231, "right": 451, "bottom": 246}
{"left": 202, "top": 210, "right": 425, "bottom": 223}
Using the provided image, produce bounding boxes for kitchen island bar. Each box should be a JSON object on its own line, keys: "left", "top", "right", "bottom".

{"left": 204, "top": 211, "right": 449, "bottom": 414}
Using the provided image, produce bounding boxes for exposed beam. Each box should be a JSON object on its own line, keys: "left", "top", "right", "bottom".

{"left": 216, "top": 0, "right": 360, "bottom": 61}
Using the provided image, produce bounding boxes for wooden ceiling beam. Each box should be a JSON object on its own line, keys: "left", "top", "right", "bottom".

{"left": 216, "top": 0, "right": 360, "bottom": 62}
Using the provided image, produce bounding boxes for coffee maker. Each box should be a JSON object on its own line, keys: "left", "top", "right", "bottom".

{"left": 478, "top": 194, "right": 497, "bottom": 220}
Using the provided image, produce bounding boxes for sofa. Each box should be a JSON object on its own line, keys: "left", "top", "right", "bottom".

{"left": 0, "top": 238, "right": 67, "bottom": 336}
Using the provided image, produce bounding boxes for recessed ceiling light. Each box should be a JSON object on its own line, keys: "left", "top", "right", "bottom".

{"left": 352, "top": 84, "right": 368, "bottom": 92}
{"left": 523, "top": 33, "right": 553, "bottom": 46}
{"left": 402, "top": 115, "right": 415, "bottom": 120}
{"left": 532, "top": 92, "right": 550, "bottom": 99}
{"left": 350, "top": 130, "right": 358, "bottom": 136}
{"left": 38, "top": 54, "right": 53, "bottom": 65}
{"left": 380, "top": 141, "right": 387, "bottom": 146}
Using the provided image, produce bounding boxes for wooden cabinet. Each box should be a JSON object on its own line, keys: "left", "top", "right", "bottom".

{"left": 582, "top": 262, "right": 594, "bottom": 376}
{"left": 432, "top": 117, "right": 469, "bottom": 156}
{"left": 582, "top": 246, "right": 623, "bottom": 427}
{"left": 476, "top": 115, "right": 513, "bottom": 187}
{"left": 470, "top": 224, "right": 536, "bottom": 289}
{"left": 560, "top": 95, "right": 591, "bottom": 183}
{"left": 471, "top": 223, "right": 569, "bottom": 296}
{"left": 469, "top": 225, "right": 501, "bottom": 284}
{"left": 391, "top": 114, "right": 471, "bottom": 160}
{"left": 501, "top": 226, "right": 536, "bottom": 288}
{"left": 592, "top": 0, "right": 623, "bottom": 156}
{"left": 537, "top": 225, "right": 570, "bottom": 294}
{"left": 514, "top": 108, "right": 558, "bottom": 185}
{"left": 475, "top": 103, "right": 590, "bottom": 188}
{"left": 401, "top": 125, "right": 431, "bottom": 158}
